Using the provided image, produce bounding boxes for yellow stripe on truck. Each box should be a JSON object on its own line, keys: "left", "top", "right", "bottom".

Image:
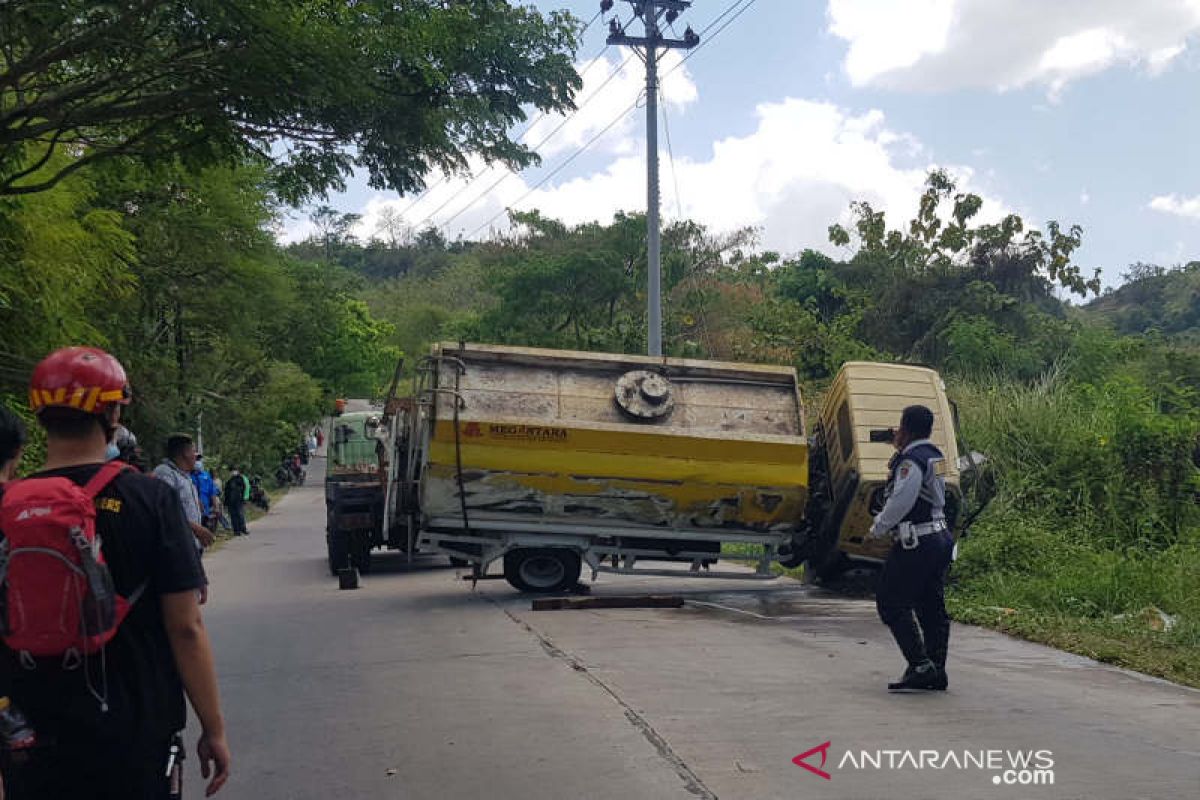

{"left": 428, "top": 420, "right": 809, "bottom": 488}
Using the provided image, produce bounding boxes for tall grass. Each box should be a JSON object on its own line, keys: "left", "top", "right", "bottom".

{"left": 947, "top": 370, "right": 1200, "bottom": 682}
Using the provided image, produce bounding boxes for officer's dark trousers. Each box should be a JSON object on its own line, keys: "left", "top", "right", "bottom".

{"left": 228, "top": 501, "right": 247, "bottom": 534}
{"left": 876, "top": 531, "right": 954, "bottom": 668}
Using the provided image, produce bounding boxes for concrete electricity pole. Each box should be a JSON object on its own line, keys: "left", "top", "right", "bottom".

{"left": 605, "top": 1, "right": 698, "bottom": 356}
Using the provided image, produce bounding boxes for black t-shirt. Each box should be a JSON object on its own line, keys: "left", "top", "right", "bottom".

{"left": 225, "top": 474, "right": 247, "bottom": 505}
{"left": 0, "top": 464, "right": 206, "bottom": 751}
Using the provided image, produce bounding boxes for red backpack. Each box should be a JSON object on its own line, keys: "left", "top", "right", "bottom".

{"left": 0, "top": 461, "right": 144, "bottom": 666}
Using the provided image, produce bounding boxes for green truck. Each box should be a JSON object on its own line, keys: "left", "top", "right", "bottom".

{"left": 325, "top": 410, "right": 385, "bottom": 575}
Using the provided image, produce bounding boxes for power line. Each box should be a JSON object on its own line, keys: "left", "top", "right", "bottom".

{"left": 468, "top": 100, "right": 640, "bottom": 239}
{"left": 660, "top": 88, "right": 683, "bottom": 219}
{"left": 677, "top": 0, "right": 760, "bottom": 70}
{"left": 426, "top": 51, "right": 637, "bottom": 233}
{"left": 465, "top": 0, "right": 762, "bottom": 241}
{"left": 383, "top": 8, "right": 607, "bottom": 229}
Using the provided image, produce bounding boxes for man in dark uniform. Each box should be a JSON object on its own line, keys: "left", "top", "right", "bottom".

{"left": 870, "top": 404, "right": 954, "bottom": 693}
{"left": 0, "top": 347, "right": 232, "bottom": 798}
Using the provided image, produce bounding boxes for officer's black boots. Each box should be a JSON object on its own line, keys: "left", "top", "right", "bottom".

{"left": 887, "top": 660, "right": 941, "bottom": 692}
{"left": 926, "top": 635, "right": 949, "bottom": 690}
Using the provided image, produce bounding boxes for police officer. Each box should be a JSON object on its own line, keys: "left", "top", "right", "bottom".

{"left": 870, "top": 405, "right": 954, "bottom": 692}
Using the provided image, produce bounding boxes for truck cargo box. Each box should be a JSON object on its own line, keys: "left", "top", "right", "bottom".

{"left": 418, "top": 343, "right": 810, "bottom": 539}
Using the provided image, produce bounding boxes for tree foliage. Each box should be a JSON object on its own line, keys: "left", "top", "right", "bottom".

{"left": 0, "top": 153, "right": 394, "bottom": 475}
{"left": 0, "top": 0, "right": 581, "bottom": 199}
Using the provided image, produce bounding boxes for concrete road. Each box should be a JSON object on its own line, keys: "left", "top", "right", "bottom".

{"left": 199, "top": 454, "right": 1200, "bottom": 800}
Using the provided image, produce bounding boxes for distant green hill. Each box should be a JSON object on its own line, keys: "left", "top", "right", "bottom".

{"left": 1086, "top": 262, "right": 1200, "bottom": 341}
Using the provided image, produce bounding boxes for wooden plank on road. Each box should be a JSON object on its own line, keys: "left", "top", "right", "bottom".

{"left": 532, "top": 595, "right": 684, "bottom": 611}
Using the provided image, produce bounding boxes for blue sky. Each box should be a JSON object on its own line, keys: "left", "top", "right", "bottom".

{"left": 287, "top": 0, "right": 1200, "bottom": 288}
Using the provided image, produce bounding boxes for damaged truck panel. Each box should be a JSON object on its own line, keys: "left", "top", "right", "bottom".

{"left": 419, "top": 344, "right": 809, "bottom": 538}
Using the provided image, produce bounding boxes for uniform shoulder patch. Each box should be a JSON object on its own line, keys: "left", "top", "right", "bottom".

{"left": 898, "top": 465, "right": 910, "bottom": 479}
{"left": 96, "top": 497, "right": 122, "bottom": 513}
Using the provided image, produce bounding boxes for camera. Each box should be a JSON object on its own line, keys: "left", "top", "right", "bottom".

{"left": 869, "top": 428, "right": 896, "bottom": 443}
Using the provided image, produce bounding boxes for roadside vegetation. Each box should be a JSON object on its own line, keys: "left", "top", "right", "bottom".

{"left": 2, "top": 4, "right": 1196, "bottom": 684}
{"left": 0, "top": 1, "right": 580, "bottom": 474}
{"left": 309, "top": 173, "right": 1200, "bottom": 687}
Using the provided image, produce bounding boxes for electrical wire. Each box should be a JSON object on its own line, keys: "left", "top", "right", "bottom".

{"left": 468, "top": 99, "right": 640, "bottom": 239}
{"left": 381, "top": 8, "right": 607, "bottom": 230}
{"left": 463, "top": 0, "right": 764, "bottom": 239}
{"left": 428, "top": 52, "right": 637, "bottom": 233}
{"left": 676, "top": 0, "right": 761, "bottom": 71}
{"left": 659, "top": 87, "right": 683, "bottom": 219}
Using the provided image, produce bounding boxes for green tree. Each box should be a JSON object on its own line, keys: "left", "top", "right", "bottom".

{"left": 825, "top": 170, "right": 1098, "bottom": 375}
{"left": 0, "top": 0, "right": 581, "bottom": 200}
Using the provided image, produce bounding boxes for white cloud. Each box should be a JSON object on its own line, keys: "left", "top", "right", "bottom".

{"left": 276, "top": 213, "right": 314, "bottom": 245}
{"left": 352, "top": 98, "right": 1008, "bottom": 255}
{"left": 827, "top": 0, "right": 1200, "bottom": 94}
{"left": 828, "top": 0, "right": 955, "bottom": 85}
{"left": 1149, "top": 193, "right": 1200, "bottom": 220}
{"left": 347, "top": 50, "right": 699, "bottom": 241}
{"left": 520, "top": 50, "right": 697, "bottom": 159}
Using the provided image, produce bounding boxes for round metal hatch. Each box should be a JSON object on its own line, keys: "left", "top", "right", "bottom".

{"left": 614, "top": 370, "right": 675, "bottom": 420}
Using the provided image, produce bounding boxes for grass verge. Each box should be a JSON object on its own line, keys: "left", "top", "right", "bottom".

{"left": 205, "top": 484, "right": 290, "bottom": 554}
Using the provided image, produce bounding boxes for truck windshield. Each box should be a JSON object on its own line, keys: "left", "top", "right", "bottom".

{"left": 330, "top": 415, "right": 378, "bottom": 472}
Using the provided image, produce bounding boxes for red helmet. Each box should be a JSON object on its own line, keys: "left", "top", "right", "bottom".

{"left": 29, "top": 347, "right": 131, "bottom": 415}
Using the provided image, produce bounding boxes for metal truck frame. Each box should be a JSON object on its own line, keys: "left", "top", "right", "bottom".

{"left": 343, "top": 345, "right": 974, "bottom": 593}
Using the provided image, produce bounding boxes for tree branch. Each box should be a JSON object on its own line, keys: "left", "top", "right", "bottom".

{"left": 0, "top": 117, "right": 171, "bottom": 195}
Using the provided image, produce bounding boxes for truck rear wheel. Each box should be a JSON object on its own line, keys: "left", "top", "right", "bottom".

{"left": 503, "top": 548, "right": 581, "bottom": 594}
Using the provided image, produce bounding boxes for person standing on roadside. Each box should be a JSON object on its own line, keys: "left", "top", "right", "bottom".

{"left": 0, "top": 346, "right": 231, "bottom": 798}
{"left": 154, "top": 434, "right": 215, "bottom": 552}
{"left": 191, "top": 455, "right": 219, "bottom": 531}
{"left": 224, "top": 468, "right": 249, "bottom": 536}
{"left": 0, "top": 407, "right": 24, "bottom": 483}
{"left": 869, "top": 404, "right": 954, "bottom": 693}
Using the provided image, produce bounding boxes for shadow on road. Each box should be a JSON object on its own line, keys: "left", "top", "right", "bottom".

{"left": 367, "top": 551, "right": 456, "bottom": 575}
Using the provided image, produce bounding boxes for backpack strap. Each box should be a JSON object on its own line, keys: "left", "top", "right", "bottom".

{"left": 82, "top": 460, "right": 132, "bottom": 500}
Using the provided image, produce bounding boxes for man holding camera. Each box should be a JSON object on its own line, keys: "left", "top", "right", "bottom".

{"left": 870, "top": 405, "right": 954, "bottom": 693}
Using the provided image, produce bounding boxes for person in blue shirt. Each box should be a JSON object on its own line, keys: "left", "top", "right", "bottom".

{"left": 191, "top": 455, "right": 219, "bottom": 531}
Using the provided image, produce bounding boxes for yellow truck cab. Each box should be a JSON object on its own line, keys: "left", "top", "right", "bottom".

{"left": 786, "top": 362, "right": 962, "bottom": 579}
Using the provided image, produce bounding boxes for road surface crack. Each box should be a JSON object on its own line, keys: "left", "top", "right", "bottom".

{"left": 486, "top": 597, "right": 717, "bottom": 800}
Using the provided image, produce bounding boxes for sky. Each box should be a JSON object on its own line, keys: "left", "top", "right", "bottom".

{"left": 280, "top": 0, "right": 1200, "bottom": 288}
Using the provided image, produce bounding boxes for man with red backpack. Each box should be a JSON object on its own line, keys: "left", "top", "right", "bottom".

{"left": 0, "top": 347, "right": 231, "bottom": 798}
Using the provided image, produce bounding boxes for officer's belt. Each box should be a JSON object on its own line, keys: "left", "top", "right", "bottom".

{"left": 897, "top": 520, "right": 948, "bottom": 537}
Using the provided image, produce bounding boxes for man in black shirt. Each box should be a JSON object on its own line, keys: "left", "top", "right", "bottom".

{"left": 0, "top": 347, "right": 231, "bottom": 799}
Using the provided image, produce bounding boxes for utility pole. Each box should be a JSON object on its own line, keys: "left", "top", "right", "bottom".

{"left": 605, "top": 1, "right": 698, "bottom": 357}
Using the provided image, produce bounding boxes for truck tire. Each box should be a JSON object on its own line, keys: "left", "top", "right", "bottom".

{"left": 327, "top": 531, "right": 349, "bottom": 577}
{"left": 503, "top": 548, "right": 581, "bottom": 594}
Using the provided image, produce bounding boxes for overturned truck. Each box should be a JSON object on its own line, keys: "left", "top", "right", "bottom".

{"left": 328, "top": 343, "right": 967, "bottom": 592}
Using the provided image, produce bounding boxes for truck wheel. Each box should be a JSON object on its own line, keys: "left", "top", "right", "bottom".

{"left": 327, "top": 531, "right": 349, "bottom": 577}
{"left": 503, "top": 548, "right": 581, "bottom": 594}
{"left": 808, "top": 547, "right": 849, "bottom": 583}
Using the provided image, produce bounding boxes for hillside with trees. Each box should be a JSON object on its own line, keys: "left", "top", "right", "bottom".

{"left": 0, "top": 0, "right": 580, "bottom": 471}
{"left": 295, "top": 171, "right": 1200, "bottom": 685}
{"left": 1, "top": 3, "right": 1197, "bottom": 686}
